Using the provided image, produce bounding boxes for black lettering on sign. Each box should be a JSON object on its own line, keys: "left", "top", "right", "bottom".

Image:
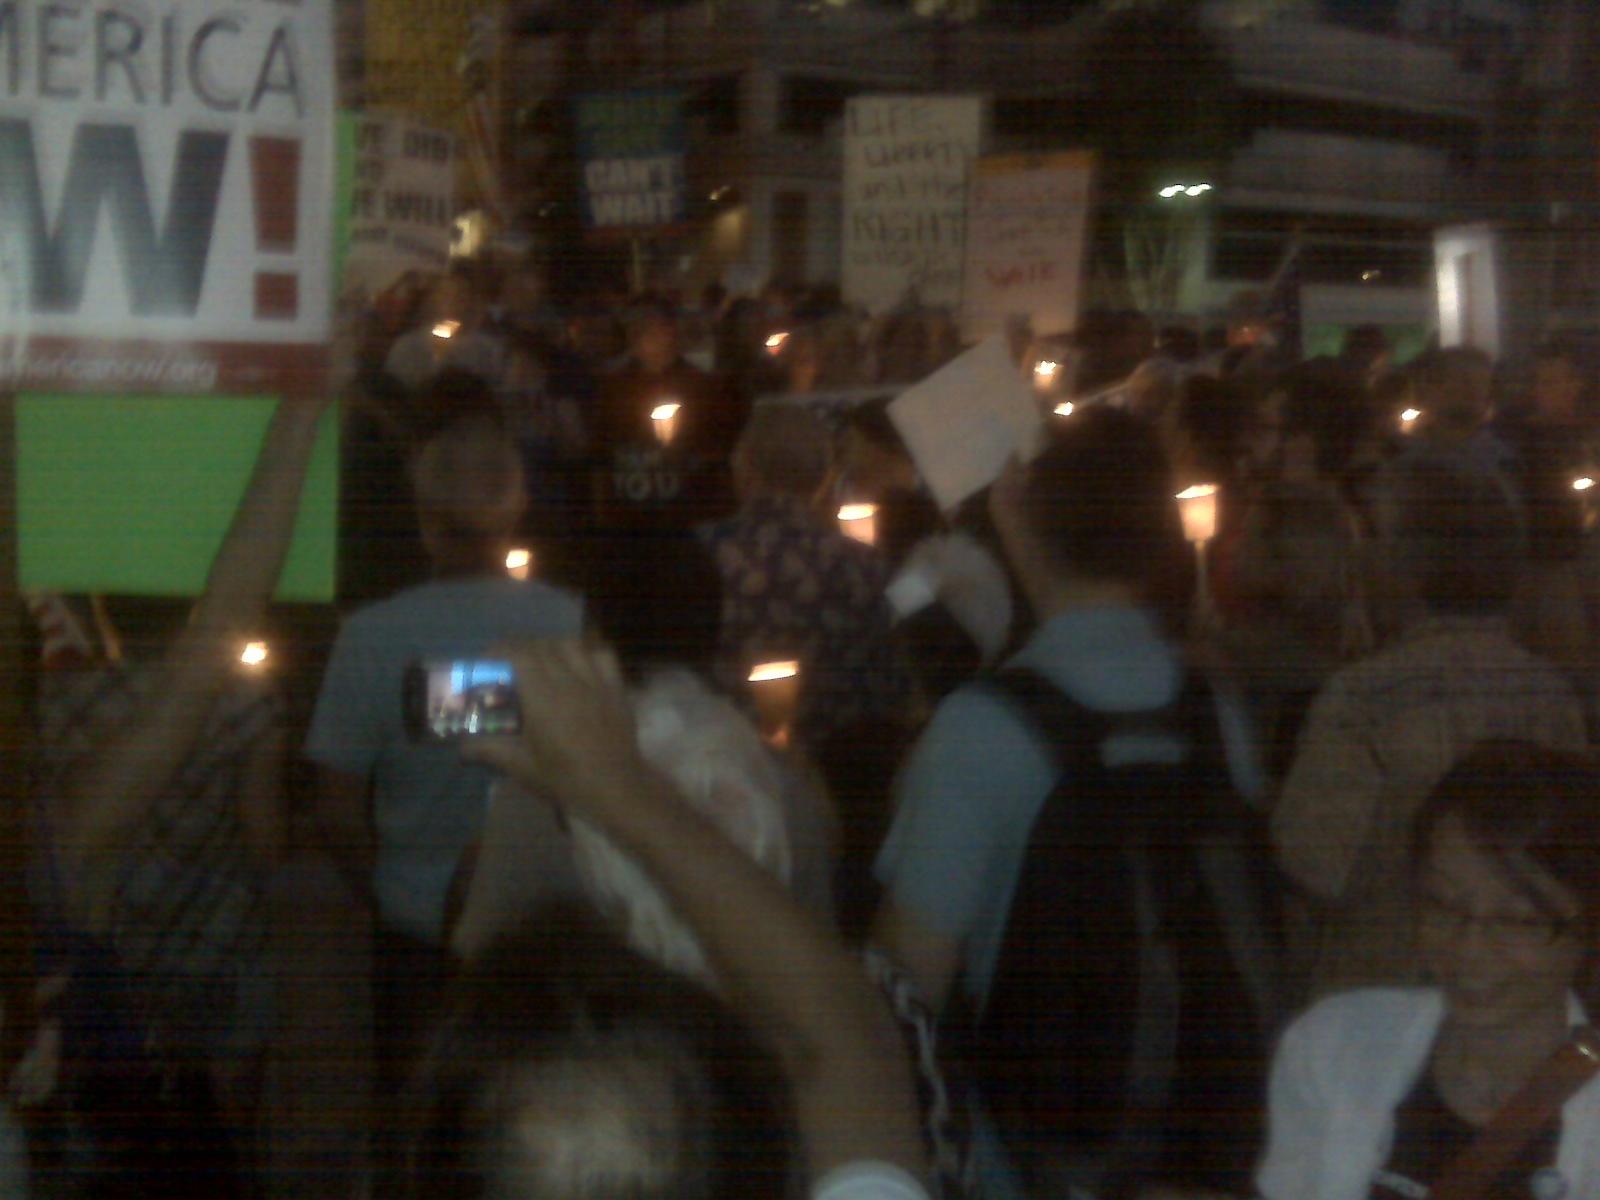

{"left": 0, "top": 118, "right": 228, "bottom": 315}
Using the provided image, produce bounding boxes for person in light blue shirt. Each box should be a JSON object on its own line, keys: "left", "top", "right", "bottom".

{"left": 871, "top": 408, "right": 1264, "bottom": 1200}
{"left": 305, "top": 389, "right": 583, "bottom": 1125}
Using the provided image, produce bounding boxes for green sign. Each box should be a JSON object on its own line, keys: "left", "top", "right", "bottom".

{"left": 17, "top": 396, "right": 339, "bottom": 602}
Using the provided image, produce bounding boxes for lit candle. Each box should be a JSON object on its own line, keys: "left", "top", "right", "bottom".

{"left": 505, "top": 547, "right": 534, "bottom": 580}
{"left": 1175, "top": 484, "right": 1219, "bottom": 545}
{"left": 1400, "top": 407, "right": 1421, "bottom": 434}
{"left": 651, "top": 401, "right": 682, "bottom": 445}
{"left": 240, "top": 640, "right": 270, "bottom": 668}
{"left": 1033, "top": 359, "right": 1061, "bottom": 390}
{"left": 1574, "top": 476, "right": 1595, "bottom": 493}
{"left": 765, "top": 331, "right": 791, "bottom": 355}
{"left": 1053, "top": 400, "right": 1075, "bottom": 418}
{"left": 837, "top": 503, "right": 878, "bottom": 546}
{"left": 748, "top": 660, "right": 801, "bottom": 741}
{"left": 432, "top": 319, "right": 461, "bottom": 340}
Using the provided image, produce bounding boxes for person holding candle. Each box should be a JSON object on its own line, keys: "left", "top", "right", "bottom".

{"left": 593, "top": 303, "right": 743, "bottom": 530}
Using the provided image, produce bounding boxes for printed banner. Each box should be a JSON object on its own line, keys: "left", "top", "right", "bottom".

{"left": 842, "top": 94, "right": 984, "bottom": 315}
{"left": 574, "top": 88, "right": 687, "bottom": 235}
{"left": 0, "top": 0, "right": 337, "bottom": 394}
{"left": 960, "top": 152, "right": 1093, "bottom": 341}
{"left": 343, "top": 114, "right": 458, "bottom": 303}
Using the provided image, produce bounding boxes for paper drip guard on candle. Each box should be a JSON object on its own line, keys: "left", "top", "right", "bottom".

{"left": 747, "top": 660, "right": 801, "bottom": 740}
{"left": 651, "top": 402, "right": 682, "bottom": 445}
{"left": 505, "top": 548, "right": 534, "bottom": 580}
{"left": 837, "top": 503, "right": 878, "bottom": 546}
{"left": 1175, "top": 484, "right": 1219, "bottom": 544}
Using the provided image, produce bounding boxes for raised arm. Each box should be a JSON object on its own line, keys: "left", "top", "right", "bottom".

{"left": 464, "top": 640, "right": 927, "bottom": 1187}
{"left": 59, "top": 396, "right": 330, "bottom": 928}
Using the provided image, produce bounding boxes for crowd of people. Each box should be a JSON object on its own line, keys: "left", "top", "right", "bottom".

{"left": 6, "top": 256, "right": 1600, "bottom": 1200}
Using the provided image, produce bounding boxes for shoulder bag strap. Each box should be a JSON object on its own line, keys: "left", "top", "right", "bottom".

{"left": 1430, "top": 1026, "right": 1600, "bottom": 1200}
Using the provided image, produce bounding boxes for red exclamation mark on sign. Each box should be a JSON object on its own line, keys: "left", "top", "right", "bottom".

{"left": 251, "top": 137, "right": 300, "bottom": 320}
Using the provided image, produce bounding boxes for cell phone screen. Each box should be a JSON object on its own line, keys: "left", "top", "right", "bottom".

{"left": 405, "top": 659, "right": 520, "bottom": 740}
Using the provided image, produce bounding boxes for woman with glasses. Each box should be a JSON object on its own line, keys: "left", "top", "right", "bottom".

{"left": 1257, "top": 741, "right": 1600, "bottom": 1200}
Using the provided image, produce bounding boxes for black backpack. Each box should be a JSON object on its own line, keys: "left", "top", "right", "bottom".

{"left": 961, "top": 667, "right": 1285, "bottom": 1197}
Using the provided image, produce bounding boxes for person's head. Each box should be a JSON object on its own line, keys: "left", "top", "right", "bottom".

{"left": 1409, "top": 347, "right": 1494, "bottom": 444}
{"left": 731, "top": 407, "right": 835, "bottom": 506}
{"left": 577, "top": 531, "right": 724, "bottom": 679}
{"left": 1532, "top": 339, "right": 1589, "bottom": 426}
{"left": 429, "top": 265, "right": 488, "bottom": 330}
{"left": 1340, "top": 324, "right": 1392, "bottom": 387}
{"left": 990, "top": 407, "right": 1187, "bottom": 622}
{"left": 410, "top": 389, "right": 527, "bottom": 573}
{"left": 1277, "top": 359, "right": 1369, "bottom": 484}
{"left": 628, "top": 306, "right": 682, "bottom": 374}
{"left": 1414, "top": 742, "right": 1600, "bottom": 1027}
{"left": 1372, "top": 452, "right": 1524, "bottom": 619}
{"left": 404, "top": 909, "right": 793, "bottom": 1200}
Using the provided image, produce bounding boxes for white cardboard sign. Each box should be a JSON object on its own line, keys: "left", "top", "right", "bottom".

{"left": 0, "top": 0, "right": 337, "bottom": 392}
{"left": 960, "top": 152, "right": 1093, "bottom": 341}
{"left": 888, "top": 334, "right": 1043, "bottom": 513}
{"left": 842, "top": 94, "right": 984, "bottom": 316}
{"left": 344, "top": 114, "right": 458, "bottom": 303}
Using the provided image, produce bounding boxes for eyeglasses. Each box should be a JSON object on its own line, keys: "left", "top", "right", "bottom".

{"left": 1417, "top": 890, "right": 1574, "bottom": 951}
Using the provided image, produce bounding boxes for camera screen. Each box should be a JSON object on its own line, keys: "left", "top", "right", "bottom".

{"left": 424, "top": 660, "right": 519, "bottom": 738}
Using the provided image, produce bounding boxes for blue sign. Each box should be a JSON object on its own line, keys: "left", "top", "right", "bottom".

{"left": 574, "top": 88, "right": 688, "bottom": 234}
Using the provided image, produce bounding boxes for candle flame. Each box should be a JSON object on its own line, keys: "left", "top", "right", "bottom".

{"left": 240, "top": 641, "right": 269, "bottom": 667}
{"left": 432, "top": 320, "right": 460, "bottom": 340}
{"left": 1054, "top": 401, "right": 1075, "bottom": 417}
{"left": 651, "top": 403, "right": 682, "bottom": 421}
{"left": 1575, "top": 477, "right": 1596, "bottom": 492}
{"left": 1175, "top": 484, "right": 1218, "bottom": 500}
{"left": 748, "top": 661, "right": 800, "bottom": 683}
{"left": 837, "top": 504, "right": 877, "bottom": 522}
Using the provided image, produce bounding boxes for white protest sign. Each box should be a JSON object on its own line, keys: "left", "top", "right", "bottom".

{"left": 888, "top": 334, "right": 1043, "bottom": 513}
{"left": 843, "top": 94, "right": 984, "bottom": 315}
{"left": 961, "top": 152, "right": 1093, "bottom": 341}
{"left": 0, "top": 0, "right": 336, "bottom": 393}
{"left": 344, "top": 115, "right": 458, "bottom": 303}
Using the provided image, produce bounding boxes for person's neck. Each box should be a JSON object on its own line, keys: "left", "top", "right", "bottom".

{"left": 431, "top": 547, "right": 509, "bottom": 579}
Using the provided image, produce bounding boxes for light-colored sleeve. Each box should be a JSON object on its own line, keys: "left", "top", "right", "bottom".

{"left": 304, "top": 619, "right": 387, "bottom": 777}
{"left": 874, "top": 686, "right": 1055, "bottom": 947}
{"left": 1271, "top": 677, "right": 1382, "bottom": 900}
{"left": 1255, "top": 1006, "right": 1334, "bottom": 1200}
{"left": 811, "top": 1161, "right": 930, "bottom": 1200}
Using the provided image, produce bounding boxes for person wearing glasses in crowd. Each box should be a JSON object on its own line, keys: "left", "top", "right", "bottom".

{"left": 1258, "top": 741, "right": 1600, "bottom": 1200}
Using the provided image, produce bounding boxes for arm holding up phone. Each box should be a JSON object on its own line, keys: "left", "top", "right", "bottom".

{"left": 463, "top": 638, "right": 928, "bottom": 1191}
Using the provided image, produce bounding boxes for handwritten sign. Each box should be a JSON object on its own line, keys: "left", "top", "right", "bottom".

{"left": 0, "top": 0, "right": 336, "bottom": 394}
{"left": 888, "top": 334, "right": 1042, "bottom": 513}
{"left": 843, "top": 95, "right": 984, "bottom": 315}
{"left": 961, "top": 152, "right": 1093, "bottom": 341}
{"left": 343, "top": 115, "right": 458, "bottom": 303}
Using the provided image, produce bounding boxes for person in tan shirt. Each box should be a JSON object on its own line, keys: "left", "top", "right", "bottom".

{"left": 1273, "top": 451, "right": 1588, "bottom": 1000}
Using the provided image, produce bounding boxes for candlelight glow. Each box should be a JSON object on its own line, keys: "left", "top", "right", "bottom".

{"left": 650, "top": 402, "right": 681, "bottom": 422}
{"left": 765, "top": 332, "right": 791, "bottom": 354}
{"left": 506, "top": 547, "right": 533, "bottom": 580}
{"left": 1175, "top": 484, "right": 1219, "bottom": 545}
{"left": 1400, "top": 407, "right": 1422, "bottom": 425}
{"left": 651, "top": 401, "right": 682, "bottom": 445}
{"left": 837, "top": 503, "right": 879, "bottom": 546}
{"left": 432, "top": 320, "right": 461, "bottom": 340}
{"left": 1575, "top": 477, "right": 1595, "bottom": 492}
{"left": 748, "top": 661, "right": 800, "bottom": 683}
{"left": 1033, "top": 359, "right": 1060, "bottom": 387}
{"left": 240, "top": 641, "right": 269, "bottom": 667}
{"left": 1054, "top": 401, "right": 1075, "bottom": 417}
